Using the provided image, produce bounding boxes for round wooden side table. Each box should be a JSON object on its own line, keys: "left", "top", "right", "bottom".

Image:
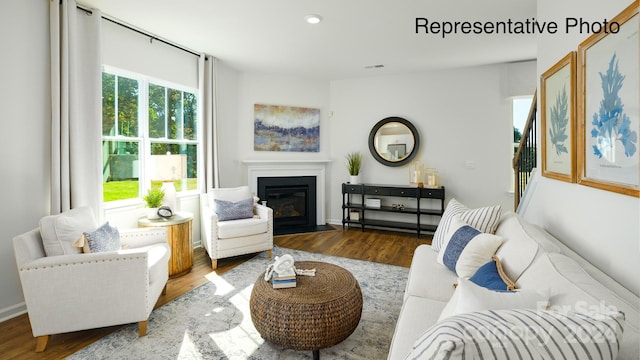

{"left": 138, "top": 211, "right": 193, "bottom": 278}
{"left": 250, "top": 261, "right": 363, "bottom": 359}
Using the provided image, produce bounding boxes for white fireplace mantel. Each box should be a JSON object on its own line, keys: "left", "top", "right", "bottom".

{"left": 243, "top": 159, "right": 332, "bottom": 226}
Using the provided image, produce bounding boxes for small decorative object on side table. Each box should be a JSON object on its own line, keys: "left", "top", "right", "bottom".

{"left": 138, "top": 211, "right": 193, "bottom": 278}
{"left": 408, "top": 159, "right": 425, "bottom": 186}
{"left": 425, "top": 168, "right": 439, "bottom": 188}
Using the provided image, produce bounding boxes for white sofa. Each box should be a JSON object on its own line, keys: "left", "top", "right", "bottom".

{"left": 388, "top": 211, "right": 639, "bottom": 359}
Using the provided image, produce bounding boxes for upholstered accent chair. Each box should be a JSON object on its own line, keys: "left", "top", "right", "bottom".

{"left": 200, "top": 186, "right": 273, "bottom": 269}
{"left": 13, "top": 207, "right": 170, "bottom": 352}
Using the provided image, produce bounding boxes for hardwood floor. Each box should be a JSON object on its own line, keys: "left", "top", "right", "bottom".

{"left": 0, "top": 225, "right": 431, "bottom": 360}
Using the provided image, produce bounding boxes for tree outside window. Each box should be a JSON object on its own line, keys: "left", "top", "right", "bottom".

{"left": 102, "top": 69, "right": 199, "bottom": 203}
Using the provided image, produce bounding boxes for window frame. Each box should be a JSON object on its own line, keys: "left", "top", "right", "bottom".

{"left": 102, "top": 65, "right": 202, "bottom": 208}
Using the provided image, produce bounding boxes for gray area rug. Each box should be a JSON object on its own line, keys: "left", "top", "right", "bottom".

{"left": 68, "top": 247, "right": 409, "bottom": 359}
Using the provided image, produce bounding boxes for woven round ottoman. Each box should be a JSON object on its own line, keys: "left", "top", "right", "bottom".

{"left": 250, "top": 261, "right": 363, "bottom": 359}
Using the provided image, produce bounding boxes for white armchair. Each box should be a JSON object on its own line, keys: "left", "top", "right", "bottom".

{"left": 200, "top": 186, "right": 273, "bottom": 269}
{"left": 13, "top": 207, "right": 170, "bottom": 352}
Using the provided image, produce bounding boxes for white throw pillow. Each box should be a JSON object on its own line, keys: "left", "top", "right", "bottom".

{"left": 431, "top": 198, "right": 502, "bottom": 251}
{"left": 438, "top": 278, "right": 548, "bottom": 322}
{"left": 494, "top": 212, "right": 541, "bottom": 281}
{"left": 408, "top": 308, "right": 625, "bottom": 360}
{"left": 39, "top": 207, "right": 98, "bottom": 256}
{"left": 437, "top": 216, "right": 504, "bottom": 278}
{"left": 456, "top": 278, "right": 549, "bottom": 314}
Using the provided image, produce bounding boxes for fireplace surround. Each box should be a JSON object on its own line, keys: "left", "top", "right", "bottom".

{"left": 245, "top": 160, "right": 330, "bottom": 227}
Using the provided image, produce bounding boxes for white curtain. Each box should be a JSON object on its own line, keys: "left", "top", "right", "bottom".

{"left": 199, "top": 54, "right": 220, "bottom": 191}
{"left": 50, "top": 0, "right": 103, "bottom": 217}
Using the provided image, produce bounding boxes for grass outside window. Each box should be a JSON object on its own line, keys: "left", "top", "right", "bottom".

{"left": 103, "top": 179, "right": 198, "bottom": 202}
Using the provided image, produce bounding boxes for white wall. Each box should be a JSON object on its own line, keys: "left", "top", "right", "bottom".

{"left": 222, "top": 62, "right": 536, "bottom": 228}
{"left": 220, "top": 73, "right": 332, "bottom": 187}
{"left": 327, "top": 62, "right": 536, "bottom": 224}
{"left": 0, "top": 0, "right": 50, "bottom": 320}
{"left": 102, "top": 18, "right": 199, "bottom": 89}
{"left": 525, "top": 0, "right": 640, "bottom": 295}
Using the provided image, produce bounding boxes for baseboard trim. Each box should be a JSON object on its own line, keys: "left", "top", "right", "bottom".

{"left": 0, "top": 302, "right": 27, "bottom": 323}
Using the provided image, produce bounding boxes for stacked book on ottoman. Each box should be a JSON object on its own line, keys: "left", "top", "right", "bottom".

{"left": 272, "top": 270, "right": 296, "bottom": 289}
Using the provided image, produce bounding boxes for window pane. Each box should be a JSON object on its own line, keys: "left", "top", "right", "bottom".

{"left": 184, "top": 92, "right": 197, "bottom": 140}
{"left": 103, "top": 140, "right": 140, "bottom": 202}
{"left": 168, "top": 89, "right": 182, "bottom": 140}
{"left": 102, "top": 73, "right": 116, "bottom": 136}
{"left": 117, "top": 77, "right": 139, "bottom": 137}
{"left": 150, "top": 143, "right": 198, "bottom": 191}
{"left": 513, "top": 98, "right": 532, "bottom": 139}
{"left": 148, "top": 83, "right": 166, "bottom": 139}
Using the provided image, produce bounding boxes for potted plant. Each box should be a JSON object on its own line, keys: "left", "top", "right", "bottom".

{"left": 345, "top": 151, "right": 362, "bottom": 184}
{"left": 143, "top": 188, "right": 165, "bottom": 219}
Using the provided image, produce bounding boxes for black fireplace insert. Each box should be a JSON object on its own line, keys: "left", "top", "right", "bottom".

{"left": 257, "top": 176, "right": 317, "bottom": 230}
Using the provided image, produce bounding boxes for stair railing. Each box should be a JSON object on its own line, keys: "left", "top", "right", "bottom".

{"left": 513, "top": 90, "right": 537, "bottom": 210}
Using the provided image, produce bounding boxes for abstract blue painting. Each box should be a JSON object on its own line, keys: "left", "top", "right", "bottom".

{"left": 254, "top": 104, "right": 320, "bottom": 152}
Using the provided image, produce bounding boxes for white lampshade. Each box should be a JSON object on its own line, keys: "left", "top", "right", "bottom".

{"left": 150, "top": 154, "right": 187, "bottom": 212}
{"left": 150, "top": 154, "right": 187, "bottom": 181}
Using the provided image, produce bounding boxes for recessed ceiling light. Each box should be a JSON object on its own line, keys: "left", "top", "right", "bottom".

{"left": 304, "top": 14, "right": 322, "bottom": 24}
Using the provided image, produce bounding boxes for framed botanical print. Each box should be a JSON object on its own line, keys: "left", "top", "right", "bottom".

{"left": 541, "top": 52, "right": 576, "bottom": 183}
{"left": 577, "top": 3, "right": 639, "bottom": 197}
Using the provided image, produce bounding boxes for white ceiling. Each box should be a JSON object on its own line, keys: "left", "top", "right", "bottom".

{"left": 78, "top": 0, "right": 537, "bottom": 80}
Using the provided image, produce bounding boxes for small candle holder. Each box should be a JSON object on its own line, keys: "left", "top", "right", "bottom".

{"left": 408, "top": 160, "right": 425, "bottom": 186}
{"left": 425, "top": 168, "right": 439, "bottom": 188}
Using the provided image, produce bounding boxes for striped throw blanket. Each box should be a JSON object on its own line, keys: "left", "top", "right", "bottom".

{"left": 406, "top": 309, "right": 625, "bottom": 360}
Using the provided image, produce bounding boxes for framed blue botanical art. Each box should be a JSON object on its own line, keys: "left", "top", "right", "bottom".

{"left": 577, "top": 2, "right": 639, "bottom": 197}
{"left": 541, "top": 51, "right": 576, "bottom": 183}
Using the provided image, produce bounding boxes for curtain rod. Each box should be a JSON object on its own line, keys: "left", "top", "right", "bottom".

{"left": 76, "top": 4, "right": 202, "bottom": 58}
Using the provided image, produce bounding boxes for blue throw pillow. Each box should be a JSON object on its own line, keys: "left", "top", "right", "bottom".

{"left": 214, "top": 197, "right": 254, "bottom": 221}
{"left": 469, "top": 255, "right": 516, "bottom": 291}
{"left": 442, "top": 225, "right": 480, "bottom": 270}
{"left": 437, "top": 216, "right": 504, "bottom": 278}
{"left": 84, "top": 222, "right": 120, "bottom": 253}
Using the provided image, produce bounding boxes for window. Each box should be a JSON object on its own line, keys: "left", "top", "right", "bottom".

{"left": 513, "top": 97, "right": 533, "bottom": 148}
{"left": 102, "top": 68, "right": 199, "bottom": 203}
{"left": 510, "top": 96, "right": 534, "bottom": 192}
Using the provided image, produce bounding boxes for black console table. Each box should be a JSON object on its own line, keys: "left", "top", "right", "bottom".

{"left": 341, "top": 183, "right": 445, "bottom": 237}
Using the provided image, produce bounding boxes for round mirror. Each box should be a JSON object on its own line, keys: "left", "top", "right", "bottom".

{"left": 368, "top": 117, "right": 420, "bottom": 167}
